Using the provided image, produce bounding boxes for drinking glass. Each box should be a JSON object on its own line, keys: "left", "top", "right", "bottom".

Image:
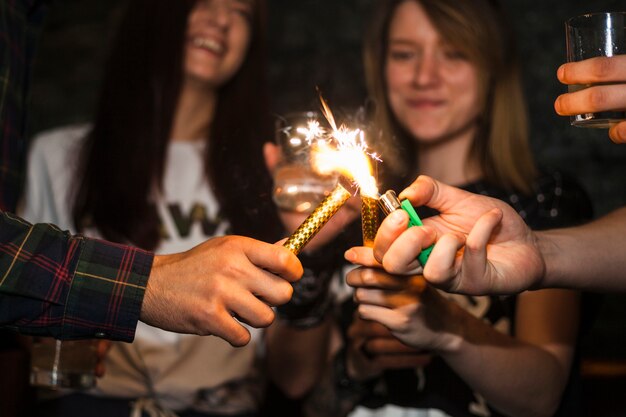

{"left": 272, "top": 111, "right": 338, "bottom": 213}
{"left": 30, "top": 338, "right": 98, "bottom": 390}
{"left": 566, "top": 12, "right": 626, "bottom": 128}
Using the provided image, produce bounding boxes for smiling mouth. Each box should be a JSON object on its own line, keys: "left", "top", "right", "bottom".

{"left": 407, "top": 99, "right": 445, "bottom": 108}
{"left": 192, "top": 37, "right": 223, "bottom": 54}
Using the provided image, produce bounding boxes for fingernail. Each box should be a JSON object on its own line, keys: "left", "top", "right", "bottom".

{"left": 554, "top": 96, "right": 563, "bottom": 114}
{"left": 389, "top": 210, "right": 406, "bottom": 225}
{"left": 557, "top": 64, "right": 565, "bottom": 81}
{"left": 345, "top": 249, "right": 357, "bottom": 263}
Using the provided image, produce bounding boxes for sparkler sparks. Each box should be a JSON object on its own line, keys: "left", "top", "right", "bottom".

{"left": 282, "top": 96, "right": 383, "bottom": 253}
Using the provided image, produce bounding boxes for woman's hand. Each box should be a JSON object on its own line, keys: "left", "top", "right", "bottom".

{"left": 345, "top": 314, "right": 432, "bottom": 381}
{"left": 347, "top": 266, "right": 462, "bottom": 353}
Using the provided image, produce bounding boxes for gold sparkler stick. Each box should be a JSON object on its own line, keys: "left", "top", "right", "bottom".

{"left": 284, "top": 184, "right": 352, "bottom": 255}
{"left": 361, "top": 196, "right": 379, "bottom": 247}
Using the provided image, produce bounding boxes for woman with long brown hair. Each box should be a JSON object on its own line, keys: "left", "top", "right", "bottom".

{"left": 23, "top": 0, "right": 287, "bottom": 415}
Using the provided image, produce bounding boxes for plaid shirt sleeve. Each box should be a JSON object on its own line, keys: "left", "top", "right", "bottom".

{"left": 0, "top": 211, "right": 154, "bottom": 341}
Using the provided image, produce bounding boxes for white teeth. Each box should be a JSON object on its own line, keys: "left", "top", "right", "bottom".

{"left": 192, "top": 37, "right": 222, "bottom": 54}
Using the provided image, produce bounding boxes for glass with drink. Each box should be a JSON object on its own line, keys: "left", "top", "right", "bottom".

{"left": 566, "top": 12, "right": 626, "bottom": 128}
{"left": 30, "top": 338, "right": 98, "bottom": 390}
{"left": 272, "top": 111, "right": 338, "bottom": 213}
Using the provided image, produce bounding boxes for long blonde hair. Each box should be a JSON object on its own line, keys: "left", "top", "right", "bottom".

{"left": 364, "top": 0, "right": 536, "bottom": 193}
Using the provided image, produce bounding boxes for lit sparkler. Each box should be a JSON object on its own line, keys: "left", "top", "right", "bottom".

{"left": 283, "top": 96, "right": 381, "bottom": 253}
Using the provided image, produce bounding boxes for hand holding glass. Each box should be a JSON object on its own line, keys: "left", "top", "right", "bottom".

{"left": 566, "top": 12, "right": 626, "bottom": 128}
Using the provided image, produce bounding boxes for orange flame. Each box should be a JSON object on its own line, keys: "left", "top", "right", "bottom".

{"left": 312, "top": 96, "right": 379, "bottom": 198}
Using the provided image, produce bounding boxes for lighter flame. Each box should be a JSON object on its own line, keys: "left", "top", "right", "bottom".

{"left": 311, "top": 97, "right": 380, "bottom": 198}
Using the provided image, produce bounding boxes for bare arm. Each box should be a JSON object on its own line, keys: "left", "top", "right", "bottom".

{"left": 442, "top": 289, "right": 578, "bottom": 417}
{"left": 351, "top": 175, "right": 626, "bottom": 295}
{"left": 539, "top": 206, "right": 626, "bottom": 291}
{"left": 348, "top": 266, "right": 579, "bottom": 417}
{"left": 266, "top": 316, "right": 332, "bottom": 398}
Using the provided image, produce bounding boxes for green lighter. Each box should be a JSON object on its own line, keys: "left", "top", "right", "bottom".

{"left": 378, "top": 190, "right": 433, "bottom": 267}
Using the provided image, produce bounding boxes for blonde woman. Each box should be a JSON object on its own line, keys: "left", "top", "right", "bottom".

{"left": 308, "top": 1, "right": 594, "bottom": 416}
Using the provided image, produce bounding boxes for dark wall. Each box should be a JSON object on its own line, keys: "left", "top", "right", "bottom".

{"left": 28, "top": 1, "right": 626, "bottom": 359}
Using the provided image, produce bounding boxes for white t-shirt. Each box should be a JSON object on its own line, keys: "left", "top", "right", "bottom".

{"left": 22, "top": 125, "right": 263, "bottom": 414}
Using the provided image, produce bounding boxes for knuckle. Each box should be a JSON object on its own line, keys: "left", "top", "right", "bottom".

{"left": 231, "top": 331, "right": 251, "bottom": 347}
{"left": 362, "top": 268, "right": 378, "bottom": 285}
{"left": 277, "top": 282, "right": 294, "bottom": 304}
{"left": 257, "top": 308, "right": 276, "bottom": 328}
{"left": 588, "top": 88, "right": 608, "bottom": 110}
{"left": 593, "top": 57, "right": 613, "bottom": 79}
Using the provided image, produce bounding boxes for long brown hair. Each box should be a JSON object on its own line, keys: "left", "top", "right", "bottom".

{"left": 72, "top": 0, "right": 279, "bottom": 249}
{"left": 364, "top": 0, "right": 536, "bottom": 193}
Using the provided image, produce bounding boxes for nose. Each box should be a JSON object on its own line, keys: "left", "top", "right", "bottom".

{"left": 412, "top": 50, "right": 440, "bottom": 87}
{"left": 205, "top": 0, "right": 231, "bottom": 29}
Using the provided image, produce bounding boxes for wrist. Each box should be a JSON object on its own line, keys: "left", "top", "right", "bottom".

{"left": 535, "top": 230, "right": 560, "bottom": 289}
{"left": 431, "top": 298, "right": 466, "bottom": 355}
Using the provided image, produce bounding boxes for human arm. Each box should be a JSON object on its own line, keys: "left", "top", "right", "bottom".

{"left": 347, "top": 266, "right": 579, "bottom": 417}
{"left": 0, "top": 211, "right": 152, "bottom": 341}
{"left": 265, "top": 246, "right": 345, "bottom": 397}
{"left": 554, "top": 55, "right": 626, "bottom": 143}
{"left": 537, "top": 206, "right": 626, "bottom": 291}
{"left": 347, "top": 175, "right": 626, "bottom": 294}
{"left": 1, "top": 211, "right": 303, "bottom": 345}
{"left": 346, "top": 175, "right": 544, "bottom": 294}
{"left": 266, "top": 315, "right": 333, "bottom": 398}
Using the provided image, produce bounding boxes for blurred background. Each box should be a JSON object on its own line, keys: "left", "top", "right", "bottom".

{"left": 15, "top": 0, "right": 626, "bottom": 415}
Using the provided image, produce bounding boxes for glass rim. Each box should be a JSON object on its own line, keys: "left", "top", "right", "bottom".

{"left": 566, "top": 11, "right": 626, "bottom": 27}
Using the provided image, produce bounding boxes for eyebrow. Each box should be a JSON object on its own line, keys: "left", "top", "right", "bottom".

{"left": 387, "top": 39, "right": 416, "bottom": 46}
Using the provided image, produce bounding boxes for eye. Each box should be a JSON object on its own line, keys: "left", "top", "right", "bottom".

{"left": 388, "top": 49, "right": 416, "bottom": 61}
{"left": 442, "top": 48, "right": 467, "bottom": 61}
{"left": 231, "top": 0, "right": 253, "bottom": 21}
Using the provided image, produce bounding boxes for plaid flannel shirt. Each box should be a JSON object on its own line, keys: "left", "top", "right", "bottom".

{"left": 0, "top": 0, "right": 154, "bottom": 341}
{"left": 1, "top": 212, "right": 153, "bottom": 341}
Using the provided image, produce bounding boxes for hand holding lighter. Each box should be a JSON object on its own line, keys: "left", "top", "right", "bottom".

{"left": 378, "top": 190, "right": 433, "bottom": 267}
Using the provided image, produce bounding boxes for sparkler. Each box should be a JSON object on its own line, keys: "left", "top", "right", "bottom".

{"left": 283, "top": 96, "right": 381, "bottom": 254}
{"left": 361, "top": 196, "right": 379, "bottom": 247}
{"left": 283, "top": 184, "right": 352, "bottom": 255}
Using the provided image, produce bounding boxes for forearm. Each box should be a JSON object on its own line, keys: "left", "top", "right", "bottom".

{"left": 440, "top": 305, "right": 568, "bottom": 417}
{"left": 538, "top": 206, "right": 626, "bottom": 291}
{"left": 266, "top": 316, "right": 332, "bottom": 398}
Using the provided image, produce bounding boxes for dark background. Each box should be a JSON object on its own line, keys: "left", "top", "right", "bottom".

{"left": 25, "top": 0, "right": 626, "bottom": 413}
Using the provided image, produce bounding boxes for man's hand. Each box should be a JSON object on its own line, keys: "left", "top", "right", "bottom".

{"left": 345, "top": 176, "right": 544, "bottom": 295}
{"left": 140, "top": 235, "right": 303, "bottom": 346}
{"left": 555, "top": 55, "right": 626, "bottom": 143}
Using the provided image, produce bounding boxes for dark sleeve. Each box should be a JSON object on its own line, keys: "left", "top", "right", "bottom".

{"left": 0, "top": 211, "right": 153, "bottom": 341}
